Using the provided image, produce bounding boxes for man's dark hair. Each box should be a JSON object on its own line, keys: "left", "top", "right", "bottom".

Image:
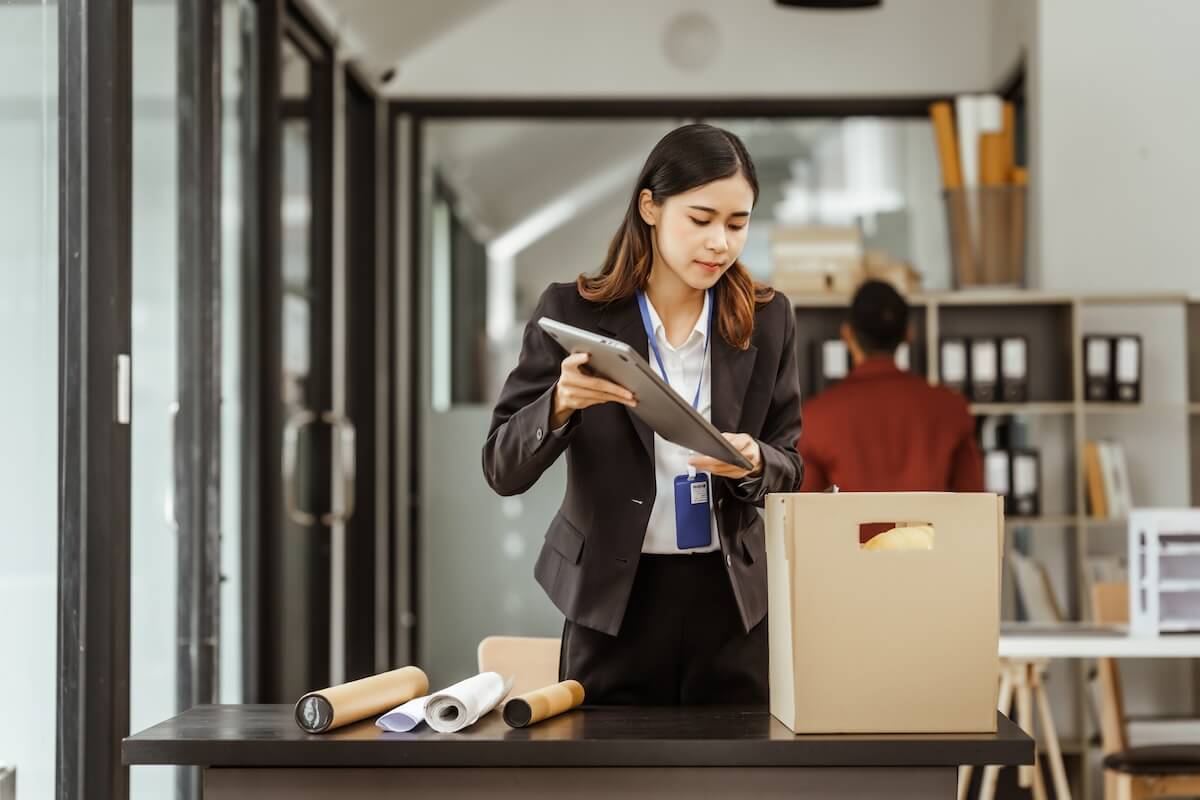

{"left": 848, "top": 280, "right": 908, "bottom": 354}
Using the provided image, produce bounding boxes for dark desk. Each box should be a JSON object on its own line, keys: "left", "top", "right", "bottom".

{"left": 125, "top": 704, "right": 1033, "bottom": 799}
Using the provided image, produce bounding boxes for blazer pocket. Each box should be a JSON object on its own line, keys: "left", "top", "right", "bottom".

{"left": 740, "top": 512, "right": 765, "bottom": 565}
{"left": 545, "top": 514, "right": 585, "bottom": 565}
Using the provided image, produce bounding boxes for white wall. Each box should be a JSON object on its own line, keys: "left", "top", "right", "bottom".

{"left": 387, "top": 0, "right": 996, "bottom": 97}
{"left": 1034, "top": 0, "right": 1200, "bottom": 294}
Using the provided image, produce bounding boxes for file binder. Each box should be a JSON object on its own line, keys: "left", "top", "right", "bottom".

{"left": 940, "top": 337, "right": 969, "bottom": 394}
{"left": 811, "top": 339, "right": 850, "bottom": 395}
{"left": 1010, "top": 448, "right": 1041, "bottom": 517}
{"left": 1113, "top": 335, "right": 1142, "bottom": 403}
{"left": 984, "top": 450, "right": 1011, "bottom": 509}
{"left": 999, "top": 336, "right": 1029, "bottom": 402}
{"left": 1083, "top": 335, "right": 1114, "bottom": 402}
{"left": 969, "top": 338, "right": 999, "bottom": 403}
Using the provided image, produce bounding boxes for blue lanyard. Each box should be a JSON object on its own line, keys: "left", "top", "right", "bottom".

{"left": 635, "top": 287, "right": 713, "bottom": 411}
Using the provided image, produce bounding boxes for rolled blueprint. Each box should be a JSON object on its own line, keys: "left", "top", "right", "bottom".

{"left": 295, "top": 665, "right": 428, "bottom": 734}
{"left": 503, "top": 680, "right": 585, "bottom": 728}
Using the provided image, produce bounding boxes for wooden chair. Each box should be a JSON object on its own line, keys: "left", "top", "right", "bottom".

{"left": 1091, "top": 582, "right": 1200, "bottom": 799}
{"left": 477, "top": 635, "right": 560, "bottom": 702}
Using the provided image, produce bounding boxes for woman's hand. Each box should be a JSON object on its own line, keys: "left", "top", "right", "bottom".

{"left": 551, "top": 352, "right": 637, "bottom": 429}
{"left": 688, "top": 433, "right": 763, "bottom": 480}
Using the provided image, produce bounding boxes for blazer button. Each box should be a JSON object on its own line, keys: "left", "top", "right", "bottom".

{"left": 536, "top": 427, "right": 544, "bottom": 441}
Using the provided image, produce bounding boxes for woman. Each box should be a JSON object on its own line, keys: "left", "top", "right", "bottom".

{"left": 482, "top": 123, "right": 802, "bottom": 705}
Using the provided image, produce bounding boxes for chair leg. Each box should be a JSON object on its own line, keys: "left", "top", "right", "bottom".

{"left": 1115, "top": 773, "right": 1136, "bottom": 800}
{"left": 1104, "top": 770, "right": 1118, "bottom": 800}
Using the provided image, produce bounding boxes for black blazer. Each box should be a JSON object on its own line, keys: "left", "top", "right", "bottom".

{"left": 482, "top": 282, "right": 803, "bottom": 636}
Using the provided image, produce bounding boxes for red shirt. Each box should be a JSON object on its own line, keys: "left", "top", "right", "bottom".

{"left": 798, "top": 356, "right": 984, "bottom": 495}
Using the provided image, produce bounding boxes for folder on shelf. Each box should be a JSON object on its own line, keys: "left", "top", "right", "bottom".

{"left": 940, "top": 337, "right": 969, "bottom": 394}
{"left": 999, "top": 336, "right": 1029, "bottom": 402}
{"left": 969, "top": 338, "right": 999, "bottom": 403}
{"left": 1098, "top": 440, "right": 1132, "bottom": 518}
{"left": 811, "top": 339, "right": 850, "bottom": 395}
{"left": 1010, "top": 448, "right": 1041, "bottom": 517}
{"left": 1084, "top": 335, "right": 1114, "bottom": 402}
{"left": 1113, "top": 335, "right": 1142, "bottom": 403}
{"left": 984, "top": 450, "right": 1011, "bottom": 508}
{"left": 1084, "top": 441, "right": 1108, "bottom": 519}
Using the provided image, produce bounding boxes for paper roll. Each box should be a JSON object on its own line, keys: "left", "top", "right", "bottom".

{"left": 503, "top": 680, "right": 586, "bottom": 728}
{"left": 425, "top": 672, "right": 511, "bottom": 733}
{"left": 929, "top": 102, "right": 962, "bottom": 190}
{"left": 295, "top": 665, "right": 429, "bottom": 734}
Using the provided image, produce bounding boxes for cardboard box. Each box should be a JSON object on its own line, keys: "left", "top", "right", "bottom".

{"left": 766, "top": 492, "right": 1004, "bottom": 734}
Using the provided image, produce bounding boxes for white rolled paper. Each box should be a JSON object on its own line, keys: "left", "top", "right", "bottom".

{"left": 424, "top": 672, "right": 511, "bottom": 733}
{"left": 376, "top": 694, "right": 431, "bottom": 733}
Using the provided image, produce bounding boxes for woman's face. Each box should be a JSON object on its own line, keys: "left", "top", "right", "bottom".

{"left": 640, "top": 174, "right": 755, "bottom": 291}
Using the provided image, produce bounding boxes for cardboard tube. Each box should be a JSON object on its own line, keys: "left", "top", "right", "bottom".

{"left": 1008, "top": 179, "right": 1027, "bottom": 287}
{"left": 295, "top": 665, "right": 429, "bottom": 733}
{"left": 929, "top": 102, "right": 962, "bottom": 189}
{"left": 502, "top": 680, "right": 585, "bottom": 728}
{"left": 979, "top": 133, "right": 1007, "bottom": 187}
{"left": 945, "top": 188, "right": 975, "bottom": 288}
{"left": 1001, "top": 102, "right": 1015, "bottom": 179}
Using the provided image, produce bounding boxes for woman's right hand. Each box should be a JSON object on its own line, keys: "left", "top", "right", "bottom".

{"left": 551, "top": 352, "right": 637, "bottom": 429}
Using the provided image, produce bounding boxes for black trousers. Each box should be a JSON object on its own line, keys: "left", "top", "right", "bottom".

{"left": 558, "top": 551, "right": 768, "bottom": 705}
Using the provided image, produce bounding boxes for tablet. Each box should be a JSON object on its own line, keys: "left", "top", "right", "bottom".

{"left": 537, "top": 316, "right": 753, "bottom": 471}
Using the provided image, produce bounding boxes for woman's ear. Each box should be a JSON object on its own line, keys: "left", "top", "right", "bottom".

{"left": 638, "top": 189, "right": 659, "bottom": 226}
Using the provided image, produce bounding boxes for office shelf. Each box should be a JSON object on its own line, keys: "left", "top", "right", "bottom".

{"left": 1084, "top": 402, "right": 1190, "bottom": 414}
{"left": 971, "top": 402, "right": 1075, "bottom": 416}
{"left": 1084, "top": 517, "right": 1128, "bottom": 529}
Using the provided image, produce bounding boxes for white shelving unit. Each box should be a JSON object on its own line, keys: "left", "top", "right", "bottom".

{"left": 1130, "top": 509, "right": 1200, "bottom": 636}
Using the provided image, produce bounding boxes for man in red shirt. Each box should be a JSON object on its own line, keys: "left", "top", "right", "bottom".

{"left": 798, "top": 281, "right": 983, "bottom": 497}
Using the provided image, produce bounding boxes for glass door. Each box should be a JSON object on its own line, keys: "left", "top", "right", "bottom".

{"left": 264, "top": 9, "right": 338, "bottom": 702}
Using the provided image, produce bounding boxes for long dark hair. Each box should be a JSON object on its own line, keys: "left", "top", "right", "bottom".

{"left": 577, "top": 123, "right": 774, "bottom": 351}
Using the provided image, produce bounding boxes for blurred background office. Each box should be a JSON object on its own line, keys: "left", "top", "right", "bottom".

{"left": 3, "top": 1, "right": 1199, "bottom": 798}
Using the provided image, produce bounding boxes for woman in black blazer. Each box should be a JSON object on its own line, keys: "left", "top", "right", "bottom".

{"left": 482, "top": 123, "right": 802, "bottom": 705}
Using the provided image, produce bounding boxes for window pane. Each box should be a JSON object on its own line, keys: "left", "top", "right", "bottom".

{"left": 0, "top": 2, "right": 58, "bottom": 796}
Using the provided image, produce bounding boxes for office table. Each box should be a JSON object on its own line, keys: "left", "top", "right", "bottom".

{"left": 124, "top": 704, "right": 1033, "bottom": 799}
{"left": 1000, "top": 624, "right": 1200, "bottom": 658}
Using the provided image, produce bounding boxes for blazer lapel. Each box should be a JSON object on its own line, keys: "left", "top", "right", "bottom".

{"left": 711, "top": 332, "right": 757, "bottom": 435}
{"left": 598, "top": 296, "right": 655, "bottom": 462}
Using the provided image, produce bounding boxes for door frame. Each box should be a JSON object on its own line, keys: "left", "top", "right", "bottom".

{"left": 57, "top": 0, "right": 133, "bottom": 797}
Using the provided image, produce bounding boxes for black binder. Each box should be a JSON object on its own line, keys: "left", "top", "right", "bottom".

{"left": 939, "top": 337, "right": 969, "bottom": 395}
{"left": 1083, "top": 335, "right": 1114, "bottom": 402}
{"left": 1010, "top": 448, "right": 1042, "bottom": 517}
{"left": 999, "top": 336, "right": 1029, "bottom": 402}
{"left": 1113, "top": 334, "right": 1142, "bottom": 403}
{"left": 811, "top": 338, "right": 850, "bottom": 395}
{"left": 984, "top": 449, "right": 1011, "bottom": 509}
{"left": 969, "top": 338, "right": 999, "bottom": 403}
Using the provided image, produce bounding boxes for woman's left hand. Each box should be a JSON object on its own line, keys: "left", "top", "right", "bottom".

{"left": 688, "top": 433, "right": 763, "bottom": 480}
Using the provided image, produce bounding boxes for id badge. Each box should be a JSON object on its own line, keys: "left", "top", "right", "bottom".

{"left": 674, "top": 472, "right": 712, "bottom": 550}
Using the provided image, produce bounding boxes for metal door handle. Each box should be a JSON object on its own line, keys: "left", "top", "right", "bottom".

{"left": 283, "top": 409, "right": 319, "bottom": 525}
{"left": 165, "top": 401, "right": 179, "bottom": 528}
{"left": 283, "top": 409, "right": 356, "bottom": 526}
{"left": 322, "top": 411, "right": 356, "bottom": 525}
